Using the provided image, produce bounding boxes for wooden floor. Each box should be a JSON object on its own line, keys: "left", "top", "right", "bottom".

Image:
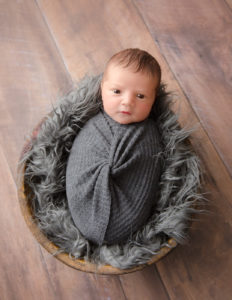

{"left": 0, "top": 0, "right": 232, "bottom": 299}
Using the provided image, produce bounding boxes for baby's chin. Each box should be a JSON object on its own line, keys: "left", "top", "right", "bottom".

{"left": 111, "top": 114, "right": 135, "bottom": 125}
{"left": 104, "top": 110, "right": 147, "bottom": 124}
{"left": 112, "top": 114, "right": 148, "bottom": 125}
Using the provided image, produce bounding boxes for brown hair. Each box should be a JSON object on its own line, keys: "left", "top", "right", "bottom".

{"left": 103, "top": 48, "right": 161, "bottom": 89}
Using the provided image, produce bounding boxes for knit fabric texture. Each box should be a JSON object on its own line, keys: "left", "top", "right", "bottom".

{"left": 66, "top": 110, "right": 162, "bottom": 245}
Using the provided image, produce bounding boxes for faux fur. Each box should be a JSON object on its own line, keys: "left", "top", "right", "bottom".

{"left": 18, "top": 75, "right": 203, "bottom": 269}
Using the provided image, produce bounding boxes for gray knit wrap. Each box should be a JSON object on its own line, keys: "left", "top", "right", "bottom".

{"left": 66, "top": 111, "right": 162, "bottom": 245}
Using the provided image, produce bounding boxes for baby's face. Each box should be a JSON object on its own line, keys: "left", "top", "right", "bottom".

{"left": 101, "top": 63, "right": 158, "bottom": 124}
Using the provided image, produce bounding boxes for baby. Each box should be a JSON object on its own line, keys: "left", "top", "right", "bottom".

{"left": 66, "top": 49, "right": 162, "bottom": 246}
{"left": 101, "top": 49, "right": 161, "bottom": 124}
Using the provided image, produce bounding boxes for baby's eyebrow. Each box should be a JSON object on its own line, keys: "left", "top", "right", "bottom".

{"left": 136, "top": 90, "right": 147, "bottom": 95}
{"left": 109, "top": 82, "right": 123, "bottom": 87}
{"left": 136, "top": 91, "right": 145, "bottom": 94}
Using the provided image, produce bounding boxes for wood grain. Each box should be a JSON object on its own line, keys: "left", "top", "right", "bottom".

{"left": 36, "top": 0, "right": 163, "bottom": 79}
{"left": 0, "top": 0, "right": 72, "bottom": 180}
{"left": 225, "top": 0, "right": 232, "bottom": 9}
{"left": 134, "top": 0, "right": 232, "bottom": 177}
{"left": 38, "top": 250, "right": 127, "bottom": 300}
{"left": 119, "top": 265, "right": 170, "bottom": 300}
{"left": 0, "top": 144, "right": 55, "bottom": 300}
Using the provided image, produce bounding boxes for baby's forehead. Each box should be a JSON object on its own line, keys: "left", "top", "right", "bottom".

{"left": 104, "top": 61, "right": 140, "bottom": 74}
{"left": 103, "top": 62, "right": 157, "bottom": 83}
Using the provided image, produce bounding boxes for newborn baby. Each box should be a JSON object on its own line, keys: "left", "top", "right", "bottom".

{"left": 66, "top": 48, "right": 162, "bottom": 245}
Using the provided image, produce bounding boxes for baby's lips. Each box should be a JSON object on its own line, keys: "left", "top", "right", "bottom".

{"left": 120, "top": 111, "right": 131, "bottom": 115}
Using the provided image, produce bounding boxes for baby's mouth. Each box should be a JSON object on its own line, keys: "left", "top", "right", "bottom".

{"left": 120, "top": 111, "right": 131, "bottom": 115}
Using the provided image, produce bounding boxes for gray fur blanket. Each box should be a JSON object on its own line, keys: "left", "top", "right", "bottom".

{"left": 19, "top": 75, "right": 203, "bottom": 269}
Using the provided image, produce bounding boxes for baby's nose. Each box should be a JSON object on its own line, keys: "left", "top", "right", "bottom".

{"left": 122, "top": 93, "right": 134, "bottom": 106}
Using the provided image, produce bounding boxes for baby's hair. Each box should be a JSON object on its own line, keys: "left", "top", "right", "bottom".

{"left": 103, "top": 48, "right": 161, "bottom": 89}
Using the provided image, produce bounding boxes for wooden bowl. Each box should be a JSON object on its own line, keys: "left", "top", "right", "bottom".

{"left": 17, "top": 124, "right": 177, "bottom": 275}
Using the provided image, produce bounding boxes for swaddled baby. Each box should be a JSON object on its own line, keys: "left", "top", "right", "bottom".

{"left": 66, "top": 48, "right": 163, "bottom": 245}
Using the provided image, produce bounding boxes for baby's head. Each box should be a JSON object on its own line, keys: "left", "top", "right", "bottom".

{"left": 101, "top": 48, "right": 161, "bottom": 124}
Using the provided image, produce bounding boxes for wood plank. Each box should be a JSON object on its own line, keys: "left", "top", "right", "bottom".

{"left": 134, "top": 0, "right": 232, "bottom": 177}
{"left": 38, "top": 249, "right": 127, "bottom": 300}
{"left": 225, "top": 0, "right": 232, "bottom": 9}
{"left": 119, "top": 265, "right": 169, "bottom": 300}
{"left": 0, "top": 144, "right": 56, "bottom": 300}
{"left": 36, "top": 0, "right": 165, "bottom": 79}
{"left": 155, "top": 85, "right": 232, "bottom": 299}
{"left": 0, "top": 0, "right": 72, "bottom": 179}
{"left": 36, "top": 0, "right": 232, "bottom": 299}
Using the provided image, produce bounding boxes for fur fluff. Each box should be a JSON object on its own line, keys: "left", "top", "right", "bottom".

{"left": 18, "top": 75, "right": 204, "bottom": 269}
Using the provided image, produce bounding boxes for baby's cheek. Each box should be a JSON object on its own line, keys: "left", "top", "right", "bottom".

{"left": 139, "top": 102, "right": 153, "bottom": 116}
{"left": 103, "top": 101, "right": 116, "bottom": 118}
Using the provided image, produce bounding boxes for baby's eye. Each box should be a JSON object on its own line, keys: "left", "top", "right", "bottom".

{"left": 113, "top": 89, "right": 120, "bottom": 94}
{"left": 137, "top": 94, "right": 144, "bottom": 99}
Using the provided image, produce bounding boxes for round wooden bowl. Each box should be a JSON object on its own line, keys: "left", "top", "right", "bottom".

{"left": 17, "top": 124, "right": 177, "bottom": 275}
